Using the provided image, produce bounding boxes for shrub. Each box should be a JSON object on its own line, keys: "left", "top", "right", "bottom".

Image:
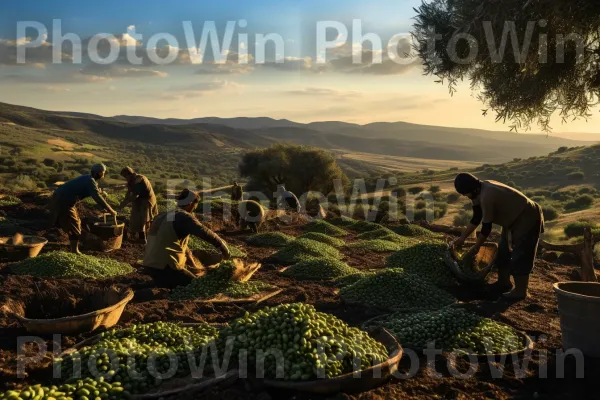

{"left": 578, "top": 187, "right": 594, "bottom": 195}
{"left": 429, "top": 185, "right": 441, "bottom": 194}
{"left": 551, "top": 191, "right": 571, "bottom": 201}
{"left": 453, "top": 209, "right": 473, "bottom": 227}
{"left": 565, "top": 194, "right": 595, "bottom": 211}
{"left": 533, "top": 189, "right": 552, "bottom": 197}
{"left": 567, "top": 171, "right": 585, "bottom": 180}
{"left": 574, "top": 195, "right": 594, "bottom": 207}
{"left": 447, "top": 193, "right": 460, "bottom": 203}
{"left": 408, "top": 186, "right": 424, "bottom": 195}
{"left": 542, "top": 206, "right": 559, "bottom": 221}
{"left": 564, "top": 222, "right": 598, "bottom": 238}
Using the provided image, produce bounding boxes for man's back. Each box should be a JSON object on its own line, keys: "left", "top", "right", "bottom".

{"left": 54, "top": 175, "right": 97, "bottom": 207}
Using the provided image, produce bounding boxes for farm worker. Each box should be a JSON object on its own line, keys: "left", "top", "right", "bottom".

{"left": 276, "top": 184, "right": 301, "bottom": 213}
{"left": 452, "top": 173, "right": 544, "bottom": 300}
{"left": 118, "top": 167, "right": 158, "bottom": 244}
{"left": 142, "top": 189, "right": 231, "bottom": 287}
{"left": 231, "top": 181, "right": 243, "bottom": 201}
{"left": 49, "top": 163, "right": 117, "bottom": 254}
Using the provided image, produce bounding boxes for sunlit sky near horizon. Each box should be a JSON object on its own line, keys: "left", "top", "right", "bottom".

{"left": 1, "top": 0, "right": 599, "bottom": 136}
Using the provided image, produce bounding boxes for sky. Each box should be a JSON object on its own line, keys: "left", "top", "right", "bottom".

{"left": 1, "top": 0, "right": 599, "bottom": 136}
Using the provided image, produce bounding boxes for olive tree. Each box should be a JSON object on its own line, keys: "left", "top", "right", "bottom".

{"left": 238, "top": 143, "right": 349, "bottom": 196}
{"left": 413, "top": 0, "right": 600, "bottom": 131}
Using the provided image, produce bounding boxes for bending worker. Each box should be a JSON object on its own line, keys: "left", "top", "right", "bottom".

{"left": 142, "top": 189, "right": 231, "bottom": 287}
{"left": 452, "top": 173, "right": 544, "bottom": 300}
{"left": 119, "top": 167, "right": 158, "bottom": 244}
{"left": 49, "top": 163, "right": 117, "bottom": 254}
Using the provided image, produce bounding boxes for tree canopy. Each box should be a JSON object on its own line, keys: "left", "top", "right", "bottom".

{"left": 413, "top": 0, "right": 600, "bottom": 131}
{"left": 238, "top": 143, "right": 349, "bottom": 197}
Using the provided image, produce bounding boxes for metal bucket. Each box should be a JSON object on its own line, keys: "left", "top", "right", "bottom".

{"left": 554, "top": 282, "right": 600, "bottom": 357}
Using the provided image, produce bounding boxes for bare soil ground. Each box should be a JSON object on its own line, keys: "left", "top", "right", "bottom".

{"left": 0, "top": 195, "right": 598, "bottom": 400}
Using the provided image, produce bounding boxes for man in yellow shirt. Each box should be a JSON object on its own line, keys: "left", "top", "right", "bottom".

{"left": 142, "top": 189, "right": 231, "bottom": 287}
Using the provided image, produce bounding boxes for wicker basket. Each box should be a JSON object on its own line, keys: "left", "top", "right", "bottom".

{"left": 82, "top": 215, "right": 125, "bottom": 252}
{"left": 4, "top": 288, "right": 133, "bottom": 335}
{"left": 444, "top": 241, "right": 498, "bottom": 285}
{"left": 261, "top": 327, "right": 403, "bottom": 394}
{"left": 0, "top": 235, "right": 48, "bottom": 262}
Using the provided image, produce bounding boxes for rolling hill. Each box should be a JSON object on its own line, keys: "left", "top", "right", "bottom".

{"left": 0, "top": 102, "right": 595, "bottom": 165}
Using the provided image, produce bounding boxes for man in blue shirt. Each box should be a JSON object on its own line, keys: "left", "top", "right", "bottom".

{"left": 49, "top": 164, "right": 117, "bottom": 254}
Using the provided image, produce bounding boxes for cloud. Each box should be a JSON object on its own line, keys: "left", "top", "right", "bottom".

{"left": 80, "top": 64, "right": 168, "bottom": 78}
{"left": 43, "top": 86, "right": 71, "bottom": 93}
{"left": 261, "top": 57, "right": 312, "bottom": 72}
{"left": 194, "top": 51, "right": 255, "bottom": 75}
{"left": 0, "top": 37, "right": 73, "bottom": 66}
{"left": 284, "top": 87, "right": 362, "bottom": 97}
{"left": 325, "top": 49, "right": 420, "bottom": 75}
{"left": 316, "top": 39, "right": 422, "bottom": 75}
{"left": 0, "top": 71, "right": 112, "bottom": 84}
{"left": 161, "top": 79, "right": 244, "bottom": 100}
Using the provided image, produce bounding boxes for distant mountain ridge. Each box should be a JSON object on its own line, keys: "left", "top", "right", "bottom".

{"left": 0, "top": 101, "right": 596, "bottom": 164}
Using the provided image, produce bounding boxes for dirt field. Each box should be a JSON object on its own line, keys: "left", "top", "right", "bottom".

{"left": 0, "top": 194, "right": 597, "bottom": 400}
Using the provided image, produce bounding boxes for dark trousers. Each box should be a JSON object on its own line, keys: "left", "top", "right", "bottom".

{"left": 495, "top": 219, "right": 543, "bottom": 277}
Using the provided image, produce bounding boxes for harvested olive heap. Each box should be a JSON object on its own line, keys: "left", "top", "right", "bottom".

{"left": 218, "top": 303, "right": 389, "bottom": 380}
{"left": 56, "top": 322, "right": 219, "bottom": 395}
{"left": 356, "top": 229, "right": 419, "bottom": 246}
{"left": 333, "top": 271, "right": 378, "bottom": 288}
{"left": 386, "top": 241, "right": 454, "bottom": 286}
{"left": 270, "top": 238, "right": 342, "bottom": 265}
{"left": 170, "top": 260, "right": 275, "bottom": 301}
{"left": 0, "top": 195, "right": 21, "bottom": 207}
{"left": 390, "top": 224, "right": 441, "bottom": 238}
{"left": 355, "top": 227, "right": 395, "bottom": 240}
{"left": 0, "top": 378, "right": 130, "bottom": 400}
{"left": 298, "top": 232, "right": 345, "bottom": 247}
{"left": 282, "top": 259, "right": 359, "bottom": 281}
{"left": 10, "top": 251, "right": 134, "bottom": 279}
{"left": 374, "top": 308, "right": 523, "bottom": 354}
{"left": 349, "top": 239, "right": 410, "bottom": 253}
{"left": 343, "top": 219, "right": 382, "bottom": 233}
{"left": 188, "top": 236, "right": 247, "bottom": 258}
{"left": 340, "top": 269, "right": 455, "bottom": 310}
{"left": 245, "top": 232, "right": 295, "bottom": 248}
{"left": 302, "top": 220, "right": 348, "bottom": 237}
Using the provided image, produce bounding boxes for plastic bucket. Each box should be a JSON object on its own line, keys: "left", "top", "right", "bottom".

{"left": 553, "top": 282, "right": 600, "bottom": 357}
